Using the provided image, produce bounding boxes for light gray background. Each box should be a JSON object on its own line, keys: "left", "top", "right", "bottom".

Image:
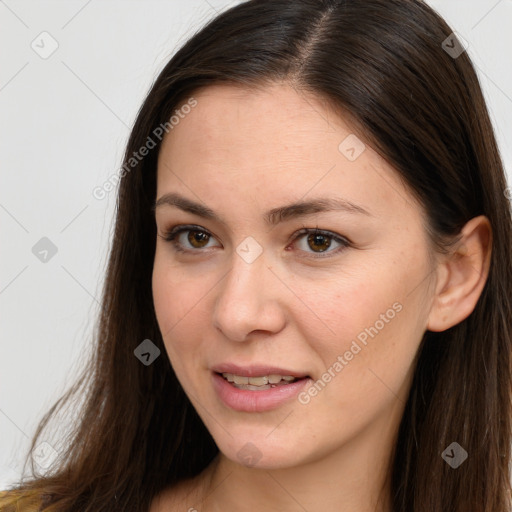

{"left": 1, "top": 0, "right": 511, "bottom": 487}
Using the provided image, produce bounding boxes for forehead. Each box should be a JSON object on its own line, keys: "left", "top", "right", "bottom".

{"left": 165, "top": 82, "right": 355, "bottom": 152}
{"left": 156, "top": 82, "right": 422, "bottom": 222}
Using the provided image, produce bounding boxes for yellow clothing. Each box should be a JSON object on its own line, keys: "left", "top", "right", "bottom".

{"left": 0, "top": 489, "right": 46, "bottom": 511}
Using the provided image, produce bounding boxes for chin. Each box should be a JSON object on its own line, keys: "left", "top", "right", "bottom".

{"left": 215, "top": 432, "right": 308, "bottom": 470}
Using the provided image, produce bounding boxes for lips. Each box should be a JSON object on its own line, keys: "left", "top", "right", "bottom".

{"left": 211, "top": 362, "right": 310, "bottom": 379}
{"left": 211, "top": 371, "right": 312, "bottom": 412}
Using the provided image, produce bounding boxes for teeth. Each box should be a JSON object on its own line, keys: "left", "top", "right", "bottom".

{"left": 233, "top": 375, "right": 249, "bottom": 385}
{"left": 245, "top": 376, "right": 268, "bottom": 386}
{"left": 222, "top": 373, "right": 298, "bottom": 386}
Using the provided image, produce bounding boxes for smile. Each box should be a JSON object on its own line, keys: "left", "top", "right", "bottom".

{"left": 221, "top": 372, "right": 299, "bottom": 390}
{"left": 212, "top": 372, "right": 312, "bottom": 412}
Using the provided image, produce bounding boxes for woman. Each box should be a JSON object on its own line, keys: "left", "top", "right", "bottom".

{"left": 1, "top": 0, "right": 511, "bottom": 510}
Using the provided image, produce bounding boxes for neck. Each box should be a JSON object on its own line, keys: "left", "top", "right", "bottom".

{"left": 197, "top": 410, "right": 399, "bottom": 512}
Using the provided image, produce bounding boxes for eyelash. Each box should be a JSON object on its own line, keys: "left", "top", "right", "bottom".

{"left": 159, "top": 224, "right": 351, "bottom": 259}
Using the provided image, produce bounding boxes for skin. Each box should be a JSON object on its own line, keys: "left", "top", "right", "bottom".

{"left": 150, "top": 82, "right": 492, "bottom": 512}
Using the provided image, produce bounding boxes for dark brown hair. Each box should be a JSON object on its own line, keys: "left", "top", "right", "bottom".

{"left": 1, "top": 0, "right": 511, "bottom": 510}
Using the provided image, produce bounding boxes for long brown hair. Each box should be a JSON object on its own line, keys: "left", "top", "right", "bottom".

{"left": 2, "top": 0, "right": 511, "bottom": 510}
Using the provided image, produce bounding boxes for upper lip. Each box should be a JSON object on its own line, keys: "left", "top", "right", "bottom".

{"left": 211, "top": 363, "right": 309, "bottom": 378}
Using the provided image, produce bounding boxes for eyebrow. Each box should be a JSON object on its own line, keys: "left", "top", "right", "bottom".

{"left": 152, "top": 192, "right": 372, "bottom": 226}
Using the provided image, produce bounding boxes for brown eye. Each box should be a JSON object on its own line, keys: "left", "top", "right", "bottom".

{"left": 187, "top": 230, "right": 210, "bottom": 248}
{"left": 161, "top": 224, "right": 350, "bottom": 259}
{"left": 306, "top": 233, "right": 332, "bottom": 252}
{"left": 292, "top": 228, "right": 350, "bottom": 258}
{"left": 161, "top": 225, "right": 220, "bottom": 253}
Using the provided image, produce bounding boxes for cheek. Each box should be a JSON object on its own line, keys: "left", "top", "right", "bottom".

{"left": 152, "top": 252, "right": 200, "bottom": 328}
{"left": 152, "top": 255, "right": 214, "bottom": 361}
{"left": 307, "top": 264, "right": 426, "bottom": 408}
{"left": 293, "top": 268, "right": 401, "bottom": 350}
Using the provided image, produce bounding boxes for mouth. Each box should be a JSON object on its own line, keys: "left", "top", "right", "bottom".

{"left": 211, "top": 370, "right": 313, "bottom": 412}
{"left": 215, "top": 372, "right": 310, "bottom": 391}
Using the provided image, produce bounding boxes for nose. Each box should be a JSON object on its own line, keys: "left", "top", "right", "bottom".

{"left": 212, "top": 249, "right": 287, "bottom": 342}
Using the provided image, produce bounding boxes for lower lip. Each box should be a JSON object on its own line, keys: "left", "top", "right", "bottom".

{"left": 211, "top": 372, "right": 312, "bottom": 412}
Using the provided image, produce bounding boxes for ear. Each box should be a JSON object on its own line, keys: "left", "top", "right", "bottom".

{"left": 426, "top": 215, "right": 492, "bottom": 332}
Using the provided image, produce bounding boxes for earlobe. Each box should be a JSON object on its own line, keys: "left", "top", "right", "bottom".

{"left": 426, "top": 215, "right": 492, "bottom": 332}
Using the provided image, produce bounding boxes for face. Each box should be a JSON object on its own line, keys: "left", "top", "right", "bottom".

{"left": 152, "top": 82, "right": 437, "bottom": 469}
